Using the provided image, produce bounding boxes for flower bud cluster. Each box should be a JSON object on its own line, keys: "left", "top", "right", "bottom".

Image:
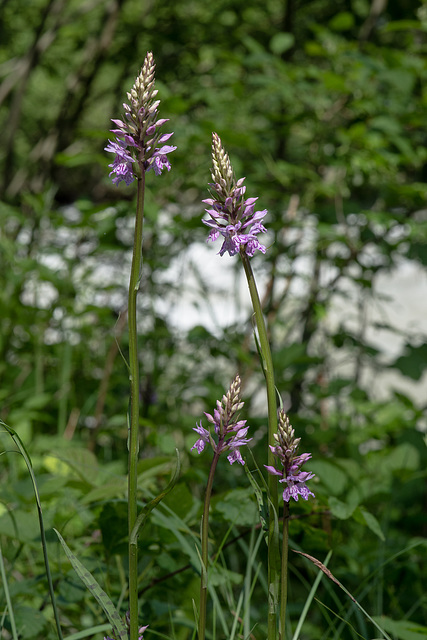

{"left": 105, "top": 51, "right": 176, "bottom": 186}
{"left": 202, "top": 133, "right": 268, "bottom": 257}
{"left": 192, "top": 375, "right": 252, "bottom": 465}
{"left": 265, "top": 410, "right": 315, "bottom": 502}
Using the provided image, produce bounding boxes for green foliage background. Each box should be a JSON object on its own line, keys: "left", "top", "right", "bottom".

{"left": 1, "top": 0, "right": 427, "bottom": 639}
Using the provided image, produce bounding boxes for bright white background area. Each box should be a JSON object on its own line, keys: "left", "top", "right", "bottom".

{"left": 157, "top": 238, "right": 427, "bottom": 406}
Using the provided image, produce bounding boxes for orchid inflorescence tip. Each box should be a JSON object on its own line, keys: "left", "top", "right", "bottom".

{"left": 202, "top": 132, "right": 268, "bottom": 258}
{"left": 192, "top": 375, "right": 251, "bottom": 465}
{"left": 265, "top": 410, "right": 315, "bottom": 503}
{"left": 105, "top": 51, "right": 176, "bottom": 186}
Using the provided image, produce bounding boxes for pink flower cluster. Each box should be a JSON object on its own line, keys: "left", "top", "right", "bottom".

{"left": 105, "top": 52, "right": 176, "bottom": 186}
{"left": 192, "top": 375, "right": 251, "bottom": 465}
{"left": 265, "top": 411, "right": 315, "bottom": 502}
{"left": 203, "top": 133, "right": 267, "bottom": 257}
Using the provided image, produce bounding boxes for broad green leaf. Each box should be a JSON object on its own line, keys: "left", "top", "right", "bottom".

{"left": 42, "top": 455, "right": 72, "bottom": 477}
{"left": 13, "top": 605, "right": 46, "bottom": 640}
{"left": 392, "top": 343, "right": 427, "bottom": 380}
{"left": 328, "top": 11, "right": 355, "bottom": 31}
{"left": 328, "top": 496, "right": 357, "bottom": 520}
{"left": 382, "top": 20, "right": 422, "bottom": 32}
{"left": 162, "top": 482, "right": 194, "bottom": 519}
{"left": 49, "top": 448, "right": 99, "bottom": 485}
{"left": 59, "top": 624, "right": 111, "bottom": 640}
{"left": 23, "top": 393, "right": 52, "bottom": 410}
{"left": 270, "top": 32, "right": 295, "bottom": 55}
{"left": 353, "top": 507, "right": 385, "bottom": 541}
{"left": 0, "top": 510, "right": 40, "bottom": 544}
{"left": 81, "top": 477, "right": 127, "bottom": 504}
{"left": 371, "top": 616, "right": 427, "bottom": 640}
{"left": 215, "top": 487, "right": 258, "bottom": 526}
{"left": 308, "top": 460, "right": 348, "bottom": 496}
{"left": 382, "top": 443, "right": 420, "bottom": 473}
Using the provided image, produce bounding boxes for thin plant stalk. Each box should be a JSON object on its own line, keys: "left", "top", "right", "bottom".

{"left": 240, "top": 250, "right": 280, "bottom": 639}
{"left": 265, "top": 411, "right": 316, "bottom": 640}
{"left": 105, "top": 50, "right": 176, "bottom": 639}
{"left": 0, "top": 541, "right": 18, "bottom": 640}
{"left": 192, "top": 376, "right": 250, "bottom": 639}
{"left": 201, "top": 132, "right": 282, "bottom": 638}
{"left": 127, "top": 171, "right": 146, "bottom": 640}
{"left": 281, "top": 502, "right": 290, "bottom": 640}
{"left": 198, "top": 450, "right": 221, "bottom": 640}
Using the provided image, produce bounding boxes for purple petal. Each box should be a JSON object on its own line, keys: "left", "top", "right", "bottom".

{"left": 207, "top": 229, "right": 220, "bottom": 243}
{"left": 138, "top": 625, "right": 149, "bottom": 640}
{"left": 227, "top": 449, "right": 245, "bottom": 465}
{"left": 111, "top": 118, "right": 127, "bottom": 128}
{"left": 158, "top": 132, "right": 174, "bottom": 143}
{"left": 191, "top": 422, "right": 210, "bottom": 454}
{"left": 192, "top": 439, "right": 206, "bottom": 454}
{"left": 157, "top": 144, "right": 176, "bottom": 155}
{"left": 234, "top": 424, "right": 248, "bottom": 437}
{"left": 264, "top": 465, "right": 282, "bottom": 477}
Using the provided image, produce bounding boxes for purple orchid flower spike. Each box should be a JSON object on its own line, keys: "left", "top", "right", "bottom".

{"left": 192, "top": 375, "right": 251, "bottom": 465}
{"left": 202, "top": 133, "right": 268, "bottom": 257}
{"left": 105, "top": 51, "right": 176, "bottom": 186}
{"left": 265, "top": 411, "right": 315, "bottom": 502}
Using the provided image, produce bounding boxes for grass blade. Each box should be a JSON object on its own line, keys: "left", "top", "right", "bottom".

{"left": 54, "top": 528, "right": 128, "bottom": 640}
{"left": 292, "top": 550, "right": 332, "bottom": 640}
{"left": 0, "top": 540, "right": 19, "bottom": 640}
{"left": 0, "top": 419, "right": 64, "bottom": 640}
{"left": 292, "top": 549, "right": 393, "bottom": 640}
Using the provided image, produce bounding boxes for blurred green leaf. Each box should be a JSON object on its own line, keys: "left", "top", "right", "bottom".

{"left": 270, "top": 32, "right": 295, "bottom": 55}
{"left": 309, "top": 460, "right": 348, "bottom": 497}
{"left": 214, "top": 488, "right": 258, "bottom": 527}
{"left": 13, "top": 606, "right": 47, "bottom": 639}
{"left": 392, "top": 343, "right": 427, "bottom": 380}
{"left": 374, "top": 443, "right": 421, "bottom": 475}
{"left": 371, "top": 616, "right": 427, "bottom": 640}
{"left": 328, "top": 495, "right": 358, "bottom": 520}
{"left": 328, "top": 12, "right": 355, "bottom": 31}
{"left": 353, "top": 507, "right": 385, "bottom": 541}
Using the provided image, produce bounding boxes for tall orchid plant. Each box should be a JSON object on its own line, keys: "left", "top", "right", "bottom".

{"left": 61, "top": 52, "right": 314, "bottom": 640}
{"left": 104, "top": 52, "right": 176, "bottom": 640}
{"left": 197, "top": 133, "right": 315, "bottom": 640}
{"left": 192, "top": 375, "right": 251, "bottom": 640}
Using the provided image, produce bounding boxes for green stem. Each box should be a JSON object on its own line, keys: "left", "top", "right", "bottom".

{"left": 280, "top": 502, "right": 289, "bottom": 640}
{"left": 128, "top": 172, "right": 146, "bottom": 640}
{"left": 240, "top": 251, "right": 279, "bottom": 640}
{"left": 198, "top": 450, "right": 221, "bottom": 640}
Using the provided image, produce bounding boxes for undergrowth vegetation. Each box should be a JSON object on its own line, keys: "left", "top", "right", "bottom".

{"left": 1, "top": 1, "right": 427, "bottom": 639}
